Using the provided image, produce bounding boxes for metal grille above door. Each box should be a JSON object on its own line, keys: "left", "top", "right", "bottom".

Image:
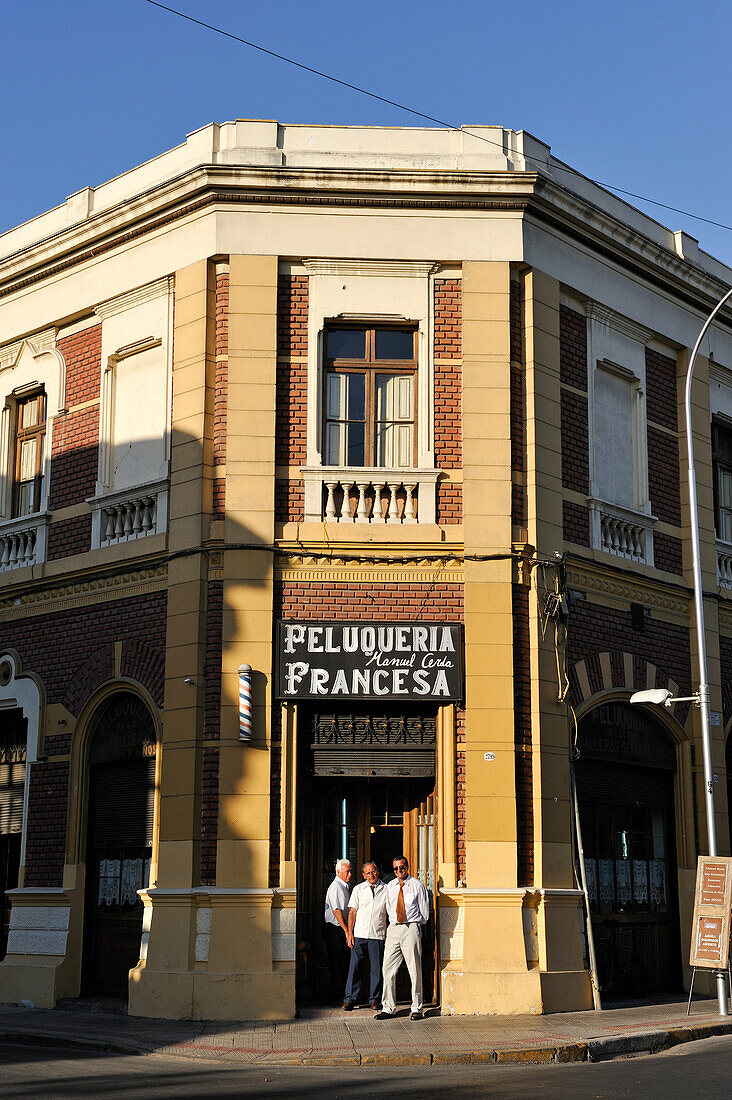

{"left": 310, "top": 709, "right": 437, "bottom": 777}
{"left": 0, "top": 709, "right": 27, "bottom": 834}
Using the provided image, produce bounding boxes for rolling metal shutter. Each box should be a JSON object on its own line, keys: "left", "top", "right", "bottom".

{"left": 311, "top": 709, "right": 436, "bottom": 777}
{"left": 89, "top": 760, "right": 155, "bottom": 848}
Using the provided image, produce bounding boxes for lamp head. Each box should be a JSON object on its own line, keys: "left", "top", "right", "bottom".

{"left": 629, "top": 688, "right": 673, "bottom": 707}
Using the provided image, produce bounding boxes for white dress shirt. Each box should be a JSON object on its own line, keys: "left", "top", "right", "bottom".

{"left": 348, "top": 879, "right": 388, "bottom": 940}
{"left": 324, "top": 875, "right": 351, "bottom": 926}
{"left": 385, "top": 875, "right": 430, "bottom": 925}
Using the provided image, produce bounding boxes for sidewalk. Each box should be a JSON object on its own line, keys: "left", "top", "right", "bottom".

{"left": 1, "top": 997, "right": 731, "bottom": 1066}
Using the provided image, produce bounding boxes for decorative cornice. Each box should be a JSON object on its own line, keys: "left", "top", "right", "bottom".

{"left": 567, "top": 562, "right": 689, "bottom": 621}
{"left": 0, "top": 328, "right": 57, "bottom": 370}
{"left": 276, "top": 558, "right": 463, "bottom": 585}
{"left": 303, "top": 259, "right": 437, "bottom": 279}
{"left": 94, "top": 276, "right": 173, "bottom": 320}
{"left": 586, "top": 302, "right": 654, "bottom": 345}
{"left": 0, "top": 564, "right": 167, "bottom": 620}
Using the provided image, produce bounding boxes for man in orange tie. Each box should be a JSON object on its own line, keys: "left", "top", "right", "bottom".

{"left": 375, "top": 855, "right": 429, "bottom": 1020}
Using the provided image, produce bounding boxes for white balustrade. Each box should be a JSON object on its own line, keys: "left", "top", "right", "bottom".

{"left": 588, "top": 498, "right": 655, "bottom": 566}
{"left": 717, "top": 541, "right": 732, "bottom": 588}
{"left": 89, "top": 481, "right": 168, "bottom": 548}
{"left": 302, "top": 467, "right": 439, "bottom": 525}
{"left": 0, "top": 513, "right": 49, "bottom": 572}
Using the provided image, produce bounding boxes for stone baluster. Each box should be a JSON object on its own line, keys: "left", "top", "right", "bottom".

{"left": 356, "top": 481, "right": 370, "bottom": 522}
{"left": 132, "top": 500, "right": 144, "bottom": 534}
{"left": 325, "top": 481, "right": 338, "bottom": 521}
{"left": 1, "top": 536, "right": 9, "bottom": 568}
{"left": 388, "top": 482, "right": 401, "bottom": 523}
{"left": 405, "top": 483, "right": 417, "bottom": 522}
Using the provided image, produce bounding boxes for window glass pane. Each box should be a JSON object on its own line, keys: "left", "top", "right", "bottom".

{"left": 19, "top": 400, "right": 38, "bottom": 429}
{"left": 325, "top": 373, "right": 343, "bottom": 419}
{"left": 16, "top": 482, "right": 33, "bottom": 517}
{"left": 346, "top": 421, "right": 364, "bottom": 465}
{"left": 19, "top": 440, "right": 37, "bottom": 482}
{"left": 347, "top": 373, "right": 365, "bottom": 422}
{"left": 721, "top": 509, "right": 732, "bottom": 542}
{"left": 327, "top": 328, "right": 366, "bottom": 360}
{"left": 719, "top": 468, "right": 732, "bottom": 509}
{"left": 324, "top": 422, "right": 342, "bottom": 465}
{"left": 374, "top": 329, "right": 414, "bottom": 360}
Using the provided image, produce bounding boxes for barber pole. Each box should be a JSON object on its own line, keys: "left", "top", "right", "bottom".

{"left": 238, "top": 664, "right": 253, "bottom": 741}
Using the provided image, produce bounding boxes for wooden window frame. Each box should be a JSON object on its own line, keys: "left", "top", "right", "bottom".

{"left": 12, "top": 390, "right": 46, "bottom": 518}
{"left": 323, "top": 323, "right": 418, "bottom": 468}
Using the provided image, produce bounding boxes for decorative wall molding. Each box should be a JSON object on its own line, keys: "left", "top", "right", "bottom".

{"left": 303, "top": 259, "right": 437, "bottom": 279}
{"left": 0, "top": 564, "right": 167, "bottom": 620}
{"left": 93, "top": 276, "right": 174, "bottom": 320}
{"left": 566, "top": 563, "right": 689, "bottom": 622}
{"left": 276, "top": 561, "right": 463, "bottom": 585}
{"left": 585, "top": 302, "right": 653, "bottom": 346}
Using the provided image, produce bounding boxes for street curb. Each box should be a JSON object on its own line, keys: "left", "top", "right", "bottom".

{"left": 2, "top": 1019, "right": 732, "bottom": 1066}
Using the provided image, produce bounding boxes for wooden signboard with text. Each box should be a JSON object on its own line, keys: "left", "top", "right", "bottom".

{"left": 689, "top": 856, "right": 732, "bottom": 970}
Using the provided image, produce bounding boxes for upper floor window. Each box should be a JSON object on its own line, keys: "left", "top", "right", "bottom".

{"left": 712, "top": 420, "right": 732, "bottom": 542}
{"left": 13, "top": 391, "right": 46, "bottom": 517}
{"left": 323, "top": 325, "right": 416, "bottom": 468}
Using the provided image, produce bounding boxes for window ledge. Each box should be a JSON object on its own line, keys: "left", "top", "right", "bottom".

{"left": 302, "top": 466, "right": 439, "bottom": 525}
{"left": 587, "top": 497, "right": 656, "bottom": 566}
{"left": 0, "top": 511, "right": 50, "bottom": 571}
{"left": 87, "top": 480, "right": 169, "bottom": 548}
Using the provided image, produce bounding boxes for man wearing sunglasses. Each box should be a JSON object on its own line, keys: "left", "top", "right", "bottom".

{"left": 375, "top": 855, "right": 430, "bottom": 1020}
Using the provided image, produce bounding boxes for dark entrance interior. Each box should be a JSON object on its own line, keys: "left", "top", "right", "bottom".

{"left": 576, "top": 701, "right": 682, "bottom": 999}
{"left": 296, "top": 705, "right": 438, "bottom": 1006}
{"left": 0, "top": 708, "right": 26, "bottom": 961}
{"left": 82, "top": 693, "right": 156, "bottom": 998}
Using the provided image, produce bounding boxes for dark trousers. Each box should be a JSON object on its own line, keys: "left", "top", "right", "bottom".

{"left": 344, "top": 936, "right": 385, "bottom": 1005}
{"left": 325, "top": 922, "right": 350, "bottom": 1002}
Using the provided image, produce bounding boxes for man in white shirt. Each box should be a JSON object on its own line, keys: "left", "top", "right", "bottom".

{"left": 343, "top": 861, "right": 387, "bottom": 1010}
{"left": 375, "top": 855, "right": 430, "bottom": 1020}
{"left": 324, "top": 858, "right": 352, "bottom": 1003}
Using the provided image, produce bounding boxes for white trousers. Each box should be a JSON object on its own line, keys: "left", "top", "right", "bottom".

{"left": 381, "top": 922, "right": 423, "bottom": 1013}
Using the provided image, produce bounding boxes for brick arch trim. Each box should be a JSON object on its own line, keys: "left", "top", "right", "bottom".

{"left": 63, "top": 643, "right": 116, "bottom": 718}
{"left": 62, "top": 639, "right": 164, "bottom": 718}
{"left": 569, "top": 649, "right": 692, "bottom": 732}
{"left": 120, "top": 640, "right": 165, "bottom": 708}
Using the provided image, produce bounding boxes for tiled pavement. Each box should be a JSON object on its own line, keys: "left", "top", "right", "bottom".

{"left": 1, "top": 997, "right": 731, "bottom": 1065}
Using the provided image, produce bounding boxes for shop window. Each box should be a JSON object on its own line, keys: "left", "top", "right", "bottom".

{"left": 12, "top": 391, "right": 46, "bottom": 517}
{"left": 323, "top": 325, "right": 416, "bottom": 469}
{"left": 712, "top": 420, "right": 732, "bottom": 542}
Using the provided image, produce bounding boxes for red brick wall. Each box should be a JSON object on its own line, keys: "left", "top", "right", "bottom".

{"left": 275, "top": 275, "right": 308, "bottom": 523}
{"left": 560, "top": 390, "right": 590, "bottom": 494}
{"left": 653, "top": 532, "right": 683, "bottom": 575}
{"left": 646, "top": 348, "right": 678, "bottom": 433}
{"left": 567, "top": 598, "right": 692, "bottom": 707}
{"left": 24, "top": 760, "right": 69, "bottom": 887}
{"left": 213, "top": 270, "right": 229, "bottom": 521}
{"left": 0, "top": 591, "right": 167, "bottom": 715}
{"left": 47, "top": 514, "right": 92, "bottom": 561}
{"left": 513, "top": 584, "right": 533, "bottom": 886}
{"left": 559, "top": 305, "right": 587, "bottom": 389}
{"left": 434, "top": 279, "right": 462, "bottom": 359}
{"left": 510, "top": 280, "right": 526, "bottom": 529}
{"left": 58, "top": 325, "right": 102, "bottom": 406}
{"left": 563, "top": 500, "right": 591, "bottom": 548}
{"left": 48, "top": 407, "right": 99, "bottom": 511}
{"left": 456, "top": 706, "right": 465, "bottom": 883}
{"left": 201, "top": 579, "right": 223, "bottom": 885}
{"left": 434, "top": 279, "right": 462, "bottom": 524}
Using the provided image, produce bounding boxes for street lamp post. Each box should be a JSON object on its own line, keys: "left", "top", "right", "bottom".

{"left": 684, "top": 286, "right": 732, "bottom": 1017}
{"left": 633, "top": 285, "right": 732, "bottom": 1017}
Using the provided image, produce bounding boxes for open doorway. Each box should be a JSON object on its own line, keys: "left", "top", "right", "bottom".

{"left": 296, "top": 774, "right": 437, "bottom": 1006}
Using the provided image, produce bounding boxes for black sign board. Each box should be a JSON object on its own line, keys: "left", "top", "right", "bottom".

{"left": 275, "top": 621, "right": 463, "bottom": 701}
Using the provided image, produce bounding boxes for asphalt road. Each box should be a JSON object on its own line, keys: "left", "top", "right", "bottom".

{"left": 1, "top": 1034, "right": 731, "bottom": 1098}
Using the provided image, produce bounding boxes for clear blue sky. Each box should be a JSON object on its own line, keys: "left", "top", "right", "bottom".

{"left": 3, "top": 0, "right": 732, "bottom": 267}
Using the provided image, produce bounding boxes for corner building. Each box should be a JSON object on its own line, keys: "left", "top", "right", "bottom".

{"left": 1, "top": 121, "right": 732, "bottom": 1019}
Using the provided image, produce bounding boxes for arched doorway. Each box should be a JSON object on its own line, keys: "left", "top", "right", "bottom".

{"left": 82, "top": 692, "right": 156, "bottom": 998}
{"left": 575, "top": 700, "right": 682, "bottom": 998}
